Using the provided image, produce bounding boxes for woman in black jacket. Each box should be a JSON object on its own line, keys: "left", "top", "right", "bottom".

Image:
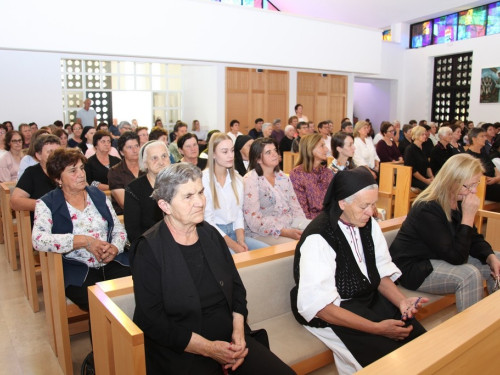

{"left": 130, "top": 163, "right": 294, "bottom": 375}
{"left": 390, "top": 154, "right": 500, "bottom": 312}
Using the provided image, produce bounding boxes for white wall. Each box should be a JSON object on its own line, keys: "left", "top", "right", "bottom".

{"left": 353, "top": 78, "right": 392, "bottom": 132}
{"left": 182, "top": 65, "right": 219, "bottom": 131}
{"left": 400, "top": 33, "right": 500, "bottom": 124}
{"left": 0, "top": 0, "right": 382, "bottom": 75}
{"left": 112, "top": 92, "right": 152, "bottom": 129}
{"left": 0, "top": 50, "right": 61, "bottom": 126}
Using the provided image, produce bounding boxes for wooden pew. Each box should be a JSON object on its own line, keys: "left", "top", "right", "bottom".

{"left": 476, "top": 209, "right": 500, "bottom": 251}
{"left": 357, "top": 289, "right": 500, "bottom": 374}
{"left": 88, "top": 216, "right": 456, "bottom": 375}
{"left": 40, "top": 251, "right": 89, "bottom": 375}
{"left": 282, "top": 151, "right": 299, "bottom": 174}
{"left": 16, "top": 209, "right": 41, "bottom": 312}
{"left": 474, "top": 176, "right": 500, "bottom": 230}
{"left": 0, "top": 181, "right": 18, "bottom": 270}
{"left": 378, "top": 163, "right": 416, "bottom": 219}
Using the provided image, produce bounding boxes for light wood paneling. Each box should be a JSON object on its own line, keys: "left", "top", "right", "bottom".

{"left": 226, "top": 92, "right": 250, "bottom": 134}
{"left": 226, "top": 68, "right": 289, "bottom": 134}
{"left": 297, "top": 72, "right": 347, "bottom": 131}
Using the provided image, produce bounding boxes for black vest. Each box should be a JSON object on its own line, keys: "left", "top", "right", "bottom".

{"left": 291, "top": 212, "right": 380, "bottom": 328}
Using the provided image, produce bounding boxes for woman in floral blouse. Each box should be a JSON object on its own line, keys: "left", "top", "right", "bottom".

{"left": 243, "top": 138, "right": 310, "bottom": 245}
{"left": 32, "top": 148, "right": 130, "bottom": 311}
{"left": 290, "top": 134, "right": 333, "bottom": 220}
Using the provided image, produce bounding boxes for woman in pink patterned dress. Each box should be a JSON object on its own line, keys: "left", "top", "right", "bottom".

{"left": 243, "top": 138, "right": 310, "bottom": 246}
{"left": 290, "top": 134, "right": 333, "bottom": 220}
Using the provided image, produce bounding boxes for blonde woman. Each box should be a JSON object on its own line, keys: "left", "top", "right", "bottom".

{"left": 290, "top": 134, "right": 333, "bottom": 219}
{"left": 404, "top": 126, "right": 434, "bottom": 191}
{"left": 352, "top": 121, "right": 380, "bottom": 180}
{"left": 390, "top": 154, "right": 500, "bottom": 312}
{"left": 202, "top": 133, "right": 266, "bottom": 253}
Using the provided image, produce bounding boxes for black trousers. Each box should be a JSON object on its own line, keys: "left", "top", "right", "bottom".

{"left": 65, "top": 261, "right": 131, "bottom": 311}
{"left": 187, "top": 335, "right": 296, "bottom": 375}
{"left": 411, "top": 177, "right": 429, "bottom": 191}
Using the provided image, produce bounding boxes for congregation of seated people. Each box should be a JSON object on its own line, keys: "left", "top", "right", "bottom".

{"left": 2, "top": 112, "right": 500, "bottom": 375}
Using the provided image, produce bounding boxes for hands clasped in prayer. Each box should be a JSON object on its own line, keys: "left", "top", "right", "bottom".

{"left": 86, "top": 236, "right": 118, "bottom": 263}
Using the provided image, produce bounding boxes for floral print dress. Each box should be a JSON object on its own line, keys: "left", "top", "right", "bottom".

{"left": 32, "top": 194, "right": 127, "bottom": 268}
{"left": 243, "top": 170, "right": 305, "bottom": 238}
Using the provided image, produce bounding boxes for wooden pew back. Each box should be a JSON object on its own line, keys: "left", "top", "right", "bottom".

{"left": 40, "top": 251, "right": 89, "bottom": 375}
{"left": 357, "top": 289, "right": 500, "bottom": 374}
{"left": 378, "top": 163, "right": 415, "bottom": 219}
{"left": 15, "top": 209, "right": 40, "bottom": 312}
{"left": 0, "top": 181, "right": 18, "bottom": 270}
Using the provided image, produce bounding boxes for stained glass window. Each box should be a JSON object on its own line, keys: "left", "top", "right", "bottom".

{"left": 458, "top": 6, "right": 487, "bottom": 40}
{"left": 411, "top": 21, "right": 433, "bottom": 48}
{"left": 382, "top": 29, "right": 392, "bottom": 41}
{"left": 433, "top": 14, "right": 458, "bottom": 44}
{"left": 487, "top": 2, "right": 500, "bottom": 35}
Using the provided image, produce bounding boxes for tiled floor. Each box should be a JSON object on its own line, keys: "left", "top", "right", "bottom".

{"left": 0, "top": 242, "right": 458, "bottom": 375}
{"left": 0, "top": 244, "right": 90, "bottom": 375}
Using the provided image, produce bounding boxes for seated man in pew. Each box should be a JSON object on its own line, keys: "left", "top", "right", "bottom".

{"left": 291, "top": 168, "right": 427, "bottom": 375}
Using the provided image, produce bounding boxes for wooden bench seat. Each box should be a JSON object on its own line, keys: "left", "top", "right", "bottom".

{"left": 88, "top": 216, "right": 457, "bottom": 375}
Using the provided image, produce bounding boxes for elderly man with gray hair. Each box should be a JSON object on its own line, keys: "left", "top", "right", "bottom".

{"left": 430, "top": 126, "right": 454, "bottom": 176}
{"left": 291, "top": 167, "right": 427, "bottom": 375}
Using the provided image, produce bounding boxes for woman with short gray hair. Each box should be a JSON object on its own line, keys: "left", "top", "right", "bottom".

{"left": 124, "top": 140, "right": 170, "bottom": 243}
{"left": 130, "top": 162, "right": 295, "bottom": 375}
{"left": 262, "top": 122, "right": 273, "bottom": 138}
{"left": 430, "top": 126, "right": 453, "bottom": 176}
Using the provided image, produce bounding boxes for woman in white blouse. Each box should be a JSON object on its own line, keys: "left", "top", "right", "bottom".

{"left": 202, "top": 133, "right": 266, "bottom": 253}
{"left": 352, "top": 121, "right": 380, "bottom": 180}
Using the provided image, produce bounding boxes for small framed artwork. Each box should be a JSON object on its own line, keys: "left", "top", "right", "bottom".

{"left": 480, "top": 67, "right": 500, "bottom": 103}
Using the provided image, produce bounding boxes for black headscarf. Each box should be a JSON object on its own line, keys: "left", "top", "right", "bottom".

{"left": 234, "top": 135, "right": 252, "bottom": 177}
{"left": 323, "top": 167, "right": 376, "bottom": 229}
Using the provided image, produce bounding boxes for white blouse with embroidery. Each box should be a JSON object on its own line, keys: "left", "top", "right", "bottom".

{"left": 32, "top": 194, "right": 127, "bottom": 268}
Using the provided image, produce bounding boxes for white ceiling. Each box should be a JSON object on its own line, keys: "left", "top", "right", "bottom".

{"left": 270, "top": 0, "right": 494, "bottom": 29}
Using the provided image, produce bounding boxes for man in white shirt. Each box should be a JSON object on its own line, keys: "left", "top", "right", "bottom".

{"left": 76, "top": 99, "right": 97, "bottom": 127}
{"left": 291, "top": 168, "right": 427, "bottom": 375}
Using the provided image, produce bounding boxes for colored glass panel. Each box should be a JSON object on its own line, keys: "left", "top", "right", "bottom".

{"left": 487, "top": 2, "right": 500, "bottom": 35}
{"left": 458, "top": 6, "right": 487, "bottom": 40}
{"left": 411, "top": 21, "right": 432, "bottom": 48}
{"left": 382, "top": 29, "right": 392, "bottom": 41}
{"left": 433, "top": 13, "right": 457, "bottom": 44}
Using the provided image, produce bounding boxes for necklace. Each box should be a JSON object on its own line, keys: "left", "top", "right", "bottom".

{"left": 339, "top": 218, "right": 363, "bottom": 263}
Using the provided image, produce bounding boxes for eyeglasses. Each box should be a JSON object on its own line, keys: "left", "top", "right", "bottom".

{"left": 463, "top": 181, "right": 480, "bottom": 191}
{"left": 10, "top": 139, "right": 23, "bottom": 144}
{"left": 0, "top": 131, "right": 6, "bottom": 136}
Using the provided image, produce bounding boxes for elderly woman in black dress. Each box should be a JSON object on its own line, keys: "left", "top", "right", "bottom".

{"left": 124, "top": 141, "right": 170, "bottom": 243}
{"left": 130, "top": 163, "right": 295, "bottom": 375}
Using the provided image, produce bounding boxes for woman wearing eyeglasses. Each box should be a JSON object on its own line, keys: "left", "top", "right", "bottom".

{"left": 389, "top": 154, "right": 500, "bottom": 312}
{"left": 68, "top": 124, "right": 83, "bottom": 148}
{"left": 0, "top": 131, "right": 24, "bottom": 182}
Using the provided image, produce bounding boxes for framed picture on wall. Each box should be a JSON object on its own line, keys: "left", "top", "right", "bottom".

{"left": 480, "top": 67, "right": 500, "bottom": 103}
